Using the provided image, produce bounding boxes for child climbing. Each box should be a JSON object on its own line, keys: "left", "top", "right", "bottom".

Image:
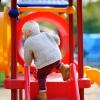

{"left": 22, "top": 21, "right": 71, "bottom": 100}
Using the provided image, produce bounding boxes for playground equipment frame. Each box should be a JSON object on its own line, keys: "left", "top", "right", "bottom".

{"left": 8, "top": 0, "right": 84, "bottom": 100}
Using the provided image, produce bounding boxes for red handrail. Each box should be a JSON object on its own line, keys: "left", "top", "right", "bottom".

{"left": 25, "top": 67, "right": 31, "bottom": 100}
{"left": 71, "top": 64, "right": 80, "bottom": 100}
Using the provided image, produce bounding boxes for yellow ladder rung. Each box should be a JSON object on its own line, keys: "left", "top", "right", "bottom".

{"left": 18, "top": 6, "right": 75, "bottom": 14}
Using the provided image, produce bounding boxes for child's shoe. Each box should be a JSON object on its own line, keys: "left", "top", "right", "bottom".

{"left": 35, "top": 91, "right": 47, "bottom": 100}
{"left": 59, "top": 63, "right": 70, "bottom": 81}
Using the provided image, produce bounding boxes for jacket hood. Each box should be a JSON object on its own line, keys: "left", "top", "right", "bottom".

{"left": 22, "top": 21, "right": 40, "bottom": 36}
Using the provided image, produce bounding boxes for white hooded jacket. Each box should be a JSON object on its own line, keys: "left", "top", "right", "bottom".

{"left": 23, "top": 21, "right": 62, "bottom": 69}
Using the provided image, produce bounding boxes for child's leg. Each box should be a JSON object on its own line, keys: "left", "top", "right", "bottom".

{"left": 37, "top": 60, "right": 61, "bottom": 91}
{"left": 36, "top": 70, "right": 48, "bottom": 100}
{"left": 37, "top": 70, "right": 47, "bottom": 91}
{"left": 36, "top": 61, "right": 61, "bottom": 100}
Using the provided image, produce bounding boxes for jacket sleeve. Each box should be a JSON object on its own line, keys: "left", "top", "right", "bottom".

{"left": 24, "top": 40, "right": 33, "bottom": 66}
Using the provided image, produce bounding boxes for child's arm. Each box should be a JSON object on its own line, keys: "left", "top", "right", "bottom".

{"left": 24, "top": 40, "right": 33, "bottom": 66}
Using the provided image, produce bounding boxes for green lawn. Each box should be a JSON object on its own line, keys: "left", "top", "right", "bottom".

{"left": 73, "top": 1, "right": 100, "bottom": 34}
{"left": 83, "top": 1, "right": 100, "bottom": 33}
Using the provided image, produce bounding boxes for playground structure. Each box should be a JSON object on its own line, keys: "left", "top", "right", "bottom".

{"left": 0, "top": 7, "right": 11, "bottom": 78}
{"left": 84, "top": 34, "right": 100, "bottom": 66}
{"left": 84, "top": 66, "right": 100, "bottom": 86}
{"left": 0, "top": 9, "right": 70, "bottom": 75}
{"left": 0, "top": 7, "right": 24, "bottom": 77}
{"left": 2, "top": 0, "right": 91, "bottom": 100}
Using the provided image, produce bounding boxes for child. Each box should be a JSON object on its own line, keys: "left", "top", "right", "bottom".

{"left": 22, "top": 21, "right": 70, "bottom": 100}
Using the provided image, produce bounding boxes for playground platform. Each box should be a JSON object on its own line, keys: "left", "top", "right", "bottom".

{"left": 0, "top": 84, "right": 100, "bottom": 100}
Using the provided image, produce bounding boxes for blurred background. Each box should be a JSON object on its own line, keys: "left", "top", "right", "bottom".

{"left": 0, "top": 0, "right": 100, "bottom": 100}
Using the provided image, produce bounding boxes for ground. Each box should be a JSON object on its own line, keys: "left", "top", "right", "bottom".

{"left": 84, "top": 84, "right": 100, "bottom": 100}
{"left": 0, "top": 84, "right": 100, "bottom": 100}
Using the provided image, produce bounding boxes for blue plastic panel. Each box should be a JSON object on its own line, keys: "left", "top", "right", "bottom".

{"left": 84, "top": 34, "right": 100, "bottom": 66}
{"left": 17, "top": 0, "right": 69, "bottom": 7}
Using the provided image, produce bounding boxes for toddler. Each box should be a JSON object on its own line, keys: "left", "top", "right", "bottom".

{"left": 22, "top": 21, "right": 70, "bottom": 100}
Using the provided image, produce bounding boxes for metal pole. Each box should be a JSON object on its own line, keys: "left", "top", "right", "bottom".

{"left": 19, "top": 89, "right": 23, "bottom": 100}
{"left": 77, "top": 0, "right": 84, "bottom": 100}
{"left": 10, "top": 0, "right": 17, "bottom": 100}
{"left": 68, "top": 0, "right": 74, "bottom": 66}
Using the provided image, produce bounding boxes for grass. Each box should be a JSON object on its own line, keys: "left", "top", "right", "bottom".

{"left": 73, "top": 1, "right": 100, "bottom": 34}
{"left": 83, "top": 1, "right": 100, "bottom": 33}
{"left": 0, "top": 72, "right": 5, "bottom": 86}
{"left": 0, "top": 3, "right": 4, "bottom": 11}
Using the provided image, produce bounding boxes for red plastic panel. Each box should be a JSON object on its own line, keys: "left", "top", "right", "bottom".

{"left": 17, "top": 12, "right": 69, "bottom": 65}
